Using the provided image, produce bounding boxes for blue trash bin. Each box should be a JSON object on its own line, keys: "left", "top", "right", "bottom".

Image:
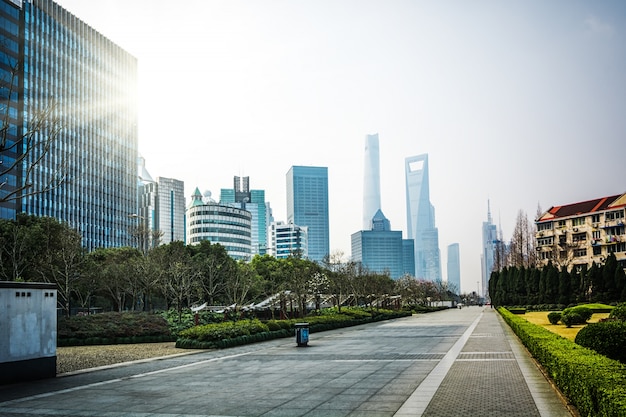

{"left": 295, "top": 322, "right": 309, "bottom": 347}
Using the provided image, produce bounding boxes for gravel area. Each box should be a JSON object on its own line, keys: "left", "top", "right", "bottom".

{"left": 56, "top": 342, "right": 195, "bottom": 374}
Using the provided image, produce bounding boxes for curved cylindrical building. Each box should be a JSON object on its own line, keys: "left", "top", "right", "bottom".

{"left": 186, "top": 188, "right": 252, "bottom": 260}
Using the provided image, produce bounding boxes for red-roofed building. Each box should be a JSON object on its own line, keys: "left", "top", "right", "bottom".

{"left": 535, "top": 192, "right": 626, "bottom": 272}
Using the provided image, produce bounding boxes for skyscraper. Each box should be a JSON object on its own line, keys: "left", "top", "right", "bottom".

{"left": 0, "top": 0, "right": 138, "bottom": 250}
{"left": 220, "top": 176, "right": 268, "bottom": 255}
{"left": 482, "top": 201, "right": 498, "bottom": 298}
{"left": 405, "top": 154, "right": 441, "bottom": 281}
{"left": 363, "top": 133, "right": 381, "bottom": 230}
{"left": 156, "top": 177, "right": 185, "bottom": 244}
{"left": 351, "top": 209, "right": 414, "bottom": 279}
{"left": 286, "top": 166, "right": 329, "bottom": 262}
{"left": 447, "top": 243, "right": 461, "bottom": 294}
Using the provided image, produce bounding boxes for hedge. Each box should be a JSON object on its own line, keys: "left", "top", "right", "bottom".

{"left": 499, "top": 307, "right": 626, "bottom": 417}
{"left": 57, "top": 312, "right": 174, "bottom": 346}
{"left": 176, "top": 308, "right": 411, "bottom": 349}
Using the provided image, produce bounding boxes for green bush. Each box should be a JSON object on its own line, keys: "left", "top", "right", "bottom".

{"left": 499, "top": 307, "right": 626, "bottom": 416}
{"left": 57, "top": 312, "right": 173, "bottom": 346}
{"left": 563, "top": 306, "right": 593, "bottom": 323}
{"left": 547, "top": 312, "right": 562, "bottom": 325}
{"left": 561, "top": 312, "right": 583, "bottom": 328}
{"left": 178, "top": 319, "right": 269, "bottom": 345}
{"left": 575, "top": 321, "right": 626, "bottom": 363}
{"left": 609, "top": 303, "right": 626, "bottom": 321}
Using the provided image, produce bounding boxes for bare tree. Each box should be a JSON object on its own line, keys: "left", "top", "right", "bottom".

{"left": 509, "top": 210, "right": 535, "bottom": 268}
{"left": 0, "top": 60, "right": 66, "bottom": 203}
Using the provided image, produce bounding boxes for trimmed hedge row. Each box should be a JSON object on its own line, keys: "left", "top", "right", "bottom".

{"left": 176, "top": 308, "right": 412, "bottom": 349}
{"left": 58, "top": 312, "right": 174, "bottom": 346}
{"left": 499, "top": 307, "right": 626, "bottom": 417}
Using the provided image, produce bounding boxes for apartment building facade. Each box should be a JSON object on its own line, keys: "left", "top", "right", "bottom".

{"left": 535, "top": 193, "right": 626, "bottom": 272}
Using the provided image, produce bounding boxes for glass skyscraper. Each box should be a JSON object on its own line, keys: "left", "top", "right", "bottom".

{"left": 0, "top": 0, "right": 138, "bottom": 250}
{"left": 351, "top": 209, "right": 414, "bottom": 279}
{"left": 286, "top": 166, "right": 329, "bottom": 262}
{"left": 405, "top": 154, "right": 441, "bottom": 281}
{"left": 447, "top": 243, "right": 461, "bottom": 294}
{"left": 220, "top": 176, "right": 268, "bottom": 255}
{"left": 482, "top": 201, "right": 498, "bottom": 298}
{"left": 363, "top": 133, "right": 381, "bottom": 230}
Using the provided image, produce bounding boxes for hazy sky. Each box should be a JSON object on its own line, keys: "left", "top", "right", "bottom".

{"left": 56, "top": 0, "right": 626, "bottom": 293}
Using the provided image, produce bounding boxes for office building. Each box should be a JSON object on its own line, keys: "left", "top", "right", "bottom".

{"left": 405, "top": 154, "right": 441, "bottom": 281}
{"left": 137, "top": 158, "right": 185, "bottom": 248}
{"left": 286, "top": 166, "right": 329, "bottom": 262}
{"left": 0, "top": 0, "right": 138, "bottom": 250}
{"left": 481, "top": 201, "right": 498, "bottom": 298}
{"left": 186, "top": 187, "right": 252, "bottom": 261}
{"left": 220, "top": 176, "right": 267, "bottom": 255}
{"left": 156, "top": 177, "right": 185, "bottom": 244}
{"left": 363, "top": 133, "right": 381, "bottom": 230}
{"left": 267, "top": 221, "right": 308, "bottom": 259}
{"left": 351, "top": 209, "right": 415, "bottom": 279}
{"left": 447, "top": 243, "right": 461, "bottom": 294}
{"left": 535, "top": 192, "right": 626, "bottom": 272}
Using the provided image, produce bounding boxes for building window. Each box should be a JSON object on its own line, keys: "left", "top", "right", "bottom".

{"left": 592, "top": 214, "right": 600, "bottom": 223}
{"left": 574, "top": 248, "right": 587, "bottom": 257}
{"left": 572, "top": 217, "right": 586, "bottom": 227}
{"left": 593, "top": 246, "right": 602, "bottom": 256}
{"left": 537, "top": 237, "right": 554, "bottom": 246}
{"left": 537, "top": 222, "right": 553, "bottom": 231}
{"left": 572, "top": 233, "right": 587, "bottom": 243}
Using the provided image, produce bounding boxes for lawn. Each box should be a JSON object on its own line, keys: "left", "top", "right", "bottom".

{"left": 523, "top": 311, "right": 610, "bottom": 340}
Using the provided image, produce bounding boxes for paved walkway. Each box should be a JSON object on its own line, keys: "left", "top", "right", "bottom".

{"left": 0, "top": 307, "right": 573, "bottom": 417}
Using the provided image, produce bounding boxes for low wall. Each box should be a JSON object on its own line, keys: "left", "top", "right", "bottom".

{"left": 0, "top": 281, "right": 57, "bottom": 384}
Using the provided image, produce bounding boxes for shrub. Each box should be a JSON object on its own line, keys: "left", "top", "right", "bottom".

{"left": 561, "top": 312, "right": 583, "bottom": 328}
{"left": 609, "top": 303, "right": 626, "bottom": 321}
{"left": 57, "top": 312, "right": 173, "bottom": 346}
{"left": 575, "top": 321, "right": 626, "bottom": 363}
{"left": 547, "top": 312, "right": 562, "bottom": 325}
{"left": 562, "top": 306, "right": 593, "bottom": 323}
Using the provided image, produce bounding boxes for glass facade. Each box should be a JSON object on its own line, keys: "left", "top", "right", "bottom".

{"left": 0, "top": 0, "right": 138, "bottom": 250}
{"left": 351, "top": 210, "right": 413, "bottom": 279}
{"left": 0, "top": 1, "right": 23, "bottom": 219}
{"left": 286, "top": 166, "right": 329, "bottom": 262}
{"left": 187, "top": 188, "right": 252, "bottom": 261}
{"left": 447, "top": 243, "right": 461, "bottom": 294}
{"left": 363, "top": 133, "right": 381, "bottom": 230}
{"left": 156, "top": 177, "right": 185, "bottom": 244}
{"left": 220, "top": 176, "right": 267, "bottom": 255}
{"left": 405, "top": 154, "right": 441, "bottom": 281}
{"left": 268, "top": 221, "right": 308, "bottom": 259}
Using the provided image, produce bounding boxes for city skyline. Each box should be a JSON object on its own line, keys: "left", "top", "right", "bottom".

{"left": 52, "top": 0, "right": 626, "bottom": 292}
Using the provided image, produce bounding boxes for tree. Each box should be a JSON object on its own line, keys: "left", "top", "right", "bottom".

{"left": 509, "top": 210, "right": 535, "bottom": 268}
{"left": 190, "top": 240, "right": 234, "bottom": 305}
{"left": 0, "top": 59, "right": 66, "bottom": 204}
{"left": 558, "top": 266, "right": 572, "bottom": 305}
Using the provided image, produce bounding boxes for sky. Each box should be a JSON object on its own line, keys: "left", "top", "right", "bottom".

{"left": 55, "top": 0, "right": 626, "bottom": 294}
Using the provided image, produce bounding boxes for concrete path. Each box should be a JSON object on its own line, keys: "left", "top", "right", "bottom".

{"left": 0, "top": 307, "right": 573, "bottom": 417}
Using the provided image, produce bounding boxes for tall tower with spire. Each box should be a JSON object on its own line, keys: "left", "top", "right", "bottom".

{"left": 363, "top": 133, "right": 382, "bottom": 230}
{"left": 481, "top": 200, "right": 498, "bottom": 299}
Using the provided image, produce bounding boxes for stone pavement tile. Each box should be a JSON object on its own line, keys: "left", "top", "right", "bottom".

{"left": 421, "top": 361, "right": 540, "bottom": 417}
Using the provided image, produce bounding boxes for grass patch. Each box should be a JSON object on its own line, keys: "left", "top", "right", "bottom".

{"left": 524, "top": 311, "right": 610, "bottom": 341}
